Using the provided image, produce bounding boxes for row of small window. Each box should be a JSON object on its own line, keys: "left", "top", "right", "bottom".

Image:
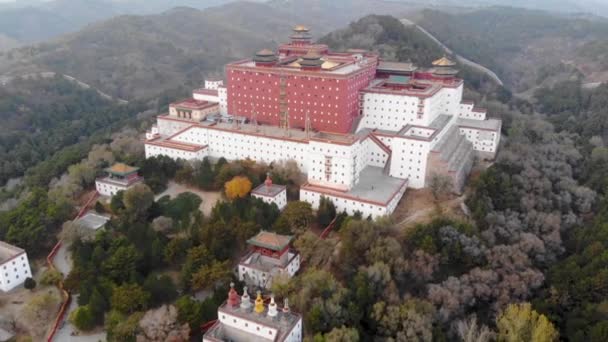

{"left": 220, "top": 315, "right": 276, "bottom": 336}
{"left": 368, "top": 98, "right": 419, "bottom": 106}
{"left": 399, "top": 173, "right": 421, "bottom": 179}
{"left": 2, "top": 256, "right": 25, "bottom": 267}
{"left": 1, "top": 268, "right": 30, "bottom": 284}
{"left": 365, "top": 108, "right": 417, "bottom": 114}
{"left": 3, "top": 263, "right": 27, "bottom": 272}
{"left": 307, "top": 192, "right": 386, "bottom": 212}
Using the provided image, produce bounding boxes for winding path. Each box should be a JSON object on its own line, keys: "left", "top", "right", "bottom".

{"left": 0, "top": 71, "right": 128, "bottom": 104}
{"left": 400, "top": 18, "right": 504, "bottom": 87}
{"left": 46, "top": 191, "right": 106, "bottom": 342}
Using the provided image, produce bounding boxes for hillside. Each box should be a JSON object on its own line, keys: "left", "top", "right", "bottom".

{"left": 0, "top": 1, "right": 421, "bottom": 100}
{"left": 410, "top": 7, "right": 608, "bottom": 92}
{"left": 319, "top": 15, "right": 442, "bottom": 66}
{"left": 0, "top": 4, "right": 301, "bottom": 100}
{"left": 0, "top": 0, "right": 238, "bottom": 44}
{"left": 0, "top": 75, "right": 144, "bottom": 187}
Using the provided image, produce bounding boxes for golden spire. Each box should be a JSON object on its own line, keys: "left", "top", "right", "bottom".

{"left": 432, "top": 55, "right": 456, "bottom": 67}
{"left": 254, "top": 290, "right": 265, "bottom": 314}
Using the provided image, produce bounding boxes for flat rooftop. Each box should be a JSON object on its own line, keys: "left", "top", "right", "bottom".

{"left": 363, "top": 78, "right": 442, "bottom": 97}
{"left": 303, "top": 166, "right": 407, "bottom": 206}
{"left": 0, "top": 241, "right": 24, "bottom": 264}
{"left": 377, "top": 61, "right": 418, "bottom": 73}
{"left": 171, "top": 98, "right": 217, "bottom": 110}
{"left": 252, "top": 183, "right": 286, "bottom": 198}
{"left": 157, "top": 114, "right": 311, "bottom": 143}
{"left": 228, "top": 53, "right": 377, "bottom": 76}
{"left": 457, "top": 117, "right": 502, "bottom": 131}
{"left": 77, "top": 212, "right": 110, "bottom": 230}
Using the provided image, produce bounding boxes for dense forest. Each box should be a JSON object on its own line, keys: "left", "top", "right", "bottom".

{"left": 0, "top": 75, "right": 146, "bottom": 188}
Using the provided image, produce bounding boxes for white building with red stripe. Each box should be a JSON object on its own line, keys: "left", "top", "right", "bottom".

{"left": 144, "top": 26, "right": 501, "bottom": 218}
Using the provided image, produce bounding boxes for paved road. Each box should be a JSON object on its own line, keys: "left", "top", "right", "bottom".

{"left": 400, "top": 18, "right": 504, "bottom": 87}
{"left": 52, "top": 244, "right": 107, "bottom": 342}
{"left": 53, "top": 294, "right": 107, "bottom": 342}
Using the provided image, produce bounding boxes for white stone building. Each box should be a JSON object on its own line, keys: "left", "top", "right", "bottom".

{"left": 251, "top": 175, "right": 288, "bottom": 210}
{"left": 144, "top": 54, "right": 501, "bottom": 218}
{"left": 238, "top": 231, "right": 300, "bottom": 289}
{"left": 0, "top": 241, "right": 32, "bottom": 292}
{"left": 204, "top": 284, "right": 302, "bottom": 342}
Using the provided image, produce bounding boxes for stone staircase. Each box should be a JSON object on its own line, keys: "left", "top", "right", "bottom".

{"left": 428, "top": 126, "right": 474, "bottom": 193}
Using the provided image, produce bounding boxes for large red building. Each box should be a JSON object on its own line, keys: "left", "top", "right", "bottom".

{"left": 226, "top": 26, "right": 379, "bottom": 133}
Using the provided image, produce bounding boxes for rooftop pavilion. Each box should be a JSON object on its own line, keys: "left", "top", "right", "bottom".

{"left": 0, "top": 241, "right": 25, "bottom": 264}
{"left": 97, "top": 163, "right": 143, "bottom": 188}
{"left": 247, "top": 231, "right": 294, "bottom": 253}
{"left": 105, "top": 163, "right": 139, "bottom": 177}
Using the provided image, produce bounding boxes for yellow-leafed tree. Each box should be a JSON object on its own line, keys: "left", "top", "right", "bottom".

{"left": 497, "top": 303, "right": 559, "bottom": 342}
{"left": 225, "top": 176, "right": 252, "bottom": 200}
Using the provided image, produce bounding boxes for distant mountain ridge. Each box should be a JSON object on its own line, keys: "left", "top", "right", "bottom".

{"left": 0, "top": 0, "right": 239, "bottom": 44}
{"left": 410, "top": 6, "right": 608, "bottom": 92}
{"left": 0, "top": 0, "right": 422, "bottom": 99}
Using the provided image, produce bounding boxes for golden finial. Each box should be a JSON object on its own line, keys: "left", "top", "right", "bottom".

{"left": 254, "top": 290, "right": 264, "bottom": 314}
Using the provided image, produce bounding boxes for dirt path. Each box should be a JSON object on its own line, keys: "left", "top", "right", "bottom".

{"left": 392, "top": 188, "right": 467, "bottom": 229}
{"left": 155, "top": 181, "right": 222, "bottom": 216}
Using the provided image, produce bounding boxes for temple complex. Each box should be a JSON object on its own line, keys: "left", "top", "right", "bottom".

{"left": 145, "top": 25, "right": 501, "bottom": 218}
{"left": 238, "top": 231, "right": 300, "bottom": 289}
{"left": 95, "top": 163, "right": 144, "bottom": 197}
{"left": 203, "top": 284, "right": 302, "bottom": 342}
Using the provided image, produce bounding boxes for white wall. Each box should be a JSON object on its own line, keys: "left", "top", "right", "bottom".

{"left": 389, "top": 137, "right": 431, "bottom": 188}
{"left": 358, "top": 84, "right": 463, "bottom": 132}
{"left": 300, "top": 189, "right": 389, "bottom": 219}
{"left": 252, "top": 190, "right": 287, "bottom": 210}
{"left": 158, "top": 117, "right": 193, "bottom": 136}
{"left": 219, "top": 87, "right": 228, "bottom": 115}
{"left": 145, "top": 144, "right": 208, "bottom": 161}
{"left": 218, "top": 312, "right": 279, "bottom": 340}
{"left": 238, "top": 252, "right": 300, "bottom": 289}
{"left": 459, "top": 127, "right": 499, "bottom": 154}
{"left": 0, "top": 252, "right": 32, "bottom": 292}
{"left": 359, "top": 92, "right": 421, "bottom": 131}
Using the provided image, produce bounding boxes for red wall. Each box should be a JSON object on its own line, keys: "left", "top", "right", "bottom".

{"left": 226, "top": 64, "right": 376, "bottom": 133}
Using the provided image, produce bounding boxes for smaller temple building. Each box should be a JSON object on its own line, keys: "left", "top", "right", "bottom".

{"left": 238, "top": 231, "right": 300, "bottom": 289}
{"left": 251, "top": 174, "right": 287, "bottom": 210}
{"left": 203, "top": 284, "right": 302, "bottom": 342}
{"left": 0, "top": 241, "right": 32, "bottom": 292}
{"left": 95, "top": 163, "right": 144, "bottom": 197}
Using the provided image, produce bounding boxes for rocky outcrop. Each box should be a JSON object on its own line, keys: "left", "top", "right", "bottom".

{"left": 137, "top": 305, "right": 190, "bottom": 342}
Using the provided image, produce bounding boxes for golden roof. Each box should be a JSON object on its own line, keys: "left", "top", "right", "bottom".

{"left": 287, "top": 59, "right": 340, "bottom": 70}
{"left": 432, "top": 56, "right": 456, "bottom": 67}
{"left": 302, "top": 50, "right": 321, "bottom": 59}
{"left": 106, "top": 163, "right": 138, "bottom": 175}
{"left": 247, "top": 231, "right": 293, "bottom": 251}
{"left": 256, "top": 48, "right": 275, "bottom": 56}
{"left": 293, "top": 24, "right": 309, "bottom": 32}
